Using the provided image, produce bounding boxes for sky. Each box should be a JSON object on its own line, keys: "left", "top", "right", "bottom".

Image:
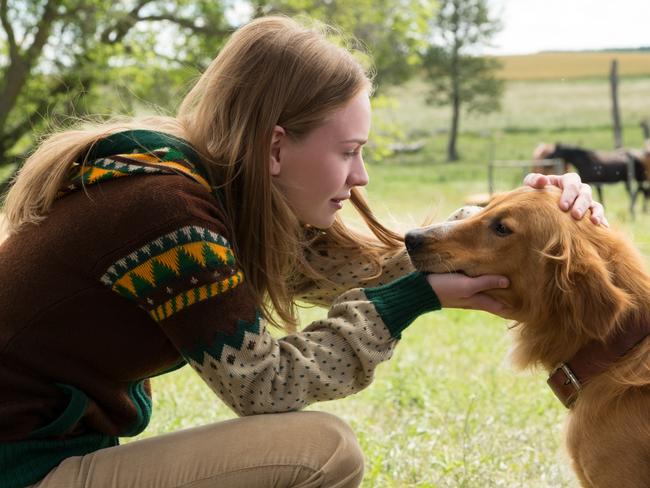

{"left": 487, "top": 0, "right": 650, "bottom": 55}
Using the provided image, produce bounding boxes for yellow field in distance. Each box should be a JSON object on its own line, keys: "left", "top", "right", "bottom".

{"left": 496, "top": 51, "right": 650, "bottom": 80}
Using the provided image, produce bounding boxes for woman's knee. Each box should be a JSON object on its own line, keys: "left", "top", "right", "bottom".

{"left": 298, "top": 411, "right": 365, "bottom": 486}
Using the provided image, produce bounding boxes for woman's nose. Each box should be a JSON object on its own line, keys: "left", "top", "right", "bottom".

{"left": 348, "top": 156, "right": 369, "bottom": 187}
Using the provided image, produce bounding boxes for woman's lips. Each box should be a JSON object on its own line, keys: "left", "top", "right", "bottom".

{"left": 330, "top": 194, "right": 350, "bottom": 209}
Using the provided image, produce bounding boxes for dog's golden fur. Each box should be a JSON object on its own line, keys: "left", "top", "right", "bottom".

{"left": 407, "top": 187, "right": 650, "bottom": 487}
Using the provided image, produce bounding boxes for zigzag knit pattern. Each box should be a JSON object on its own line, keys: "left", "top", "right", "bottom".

{"left": 59, "top": 147, "right": 212, "bottom": 197}
{"left": 100, "top": 225, "right": 243, "bottom": 322}
{"left": 183, "top": 312, "right": 262, "bottom": 364}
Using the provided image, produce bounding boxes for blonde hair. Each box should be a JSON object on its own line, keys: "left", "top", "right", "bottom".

{"left": 3, "top": 16, "right": 402, "bottom": 329}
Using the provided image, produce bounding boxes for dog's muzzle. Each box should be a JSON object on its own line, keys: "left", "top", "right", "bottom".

{"left": 406, "top": 205, "right": 483, "bottom": 255}
{"left": 404, "top": 231, "right": 425, "bottom": 254}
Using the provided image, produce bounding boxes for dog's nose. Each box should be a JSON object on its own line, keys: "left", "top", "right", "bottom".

{"left": 405, "top": 232, "right": 424, "bottom": 253}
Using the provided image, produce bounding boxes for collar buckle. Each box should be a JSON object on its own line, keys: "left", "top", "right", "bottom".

{"left": 548, "top": 363, "right": 582, "bottom": 408}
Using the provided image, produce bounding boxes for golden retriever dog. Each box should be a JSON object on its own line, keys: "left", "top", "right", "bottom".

{"left": 405, "top": 187, "right": 650, "bottom": 487}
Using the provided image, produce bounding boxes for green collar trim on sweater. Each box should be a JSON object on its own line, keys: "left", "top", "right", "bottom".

{"left": 88, "top": 129, "right": 204, "bottom": 176}
{"left": 28, "top": 384, "right": 88, "bottom": 440}
{"left": 122, "top": 379, "right": 152, "bottom": 437}
{"left": 59, "top": 129, "right": 227, "bottom": 207}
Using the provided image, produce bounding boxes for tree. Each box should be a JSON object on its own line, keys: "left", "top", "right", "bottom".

{"left": 250, "top": 0, "right": 430, "bottom": 89}
{"left": 0, "top": 0, "right": 232, "bottom": 188}
{"left": 422, "top": 0, "right": 503, "bottom": 161}
{"left": 0, "top": 0, "right": 430, "bottom": 188}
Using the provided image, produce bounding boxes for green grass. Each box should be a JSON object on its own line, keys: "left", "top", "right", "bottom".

{"left": 126, "top": 76, "right": 650, "bottom": 487}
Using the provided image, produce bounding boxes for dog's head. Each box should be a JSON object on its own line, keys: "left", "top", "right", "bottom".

{"left": 406, "top": 187, "right": 635, "bottom": 368}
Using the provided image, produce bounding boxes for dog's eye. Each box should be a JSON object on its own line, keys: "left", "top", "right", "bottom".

{"left": 492, "top": 221, "right": 512, "bottom": 237}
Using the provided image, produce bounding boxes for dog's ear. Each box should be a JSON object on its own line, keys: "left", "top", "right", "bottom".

{"left": 542, "top": 229, "right": 631, "bottom": 342}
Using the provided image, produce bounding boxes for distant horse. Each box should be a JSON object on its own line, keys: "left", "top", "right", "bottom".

{"left": 533, "top": 142, "right": 650, "bottom": 213}
{"left": 641, "top": 119, "right": 650, "bottom": 145}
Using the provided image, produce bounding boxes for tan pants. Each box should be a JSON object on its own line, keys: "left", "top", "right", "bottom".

{"left": 32, "top": 411, "right": 364, "bottom": 488}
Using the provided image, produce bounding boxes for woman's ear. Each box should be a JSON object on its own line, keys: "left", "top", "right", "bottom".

{"left": 270, "top": 125, "right": 285, "bottom": 176}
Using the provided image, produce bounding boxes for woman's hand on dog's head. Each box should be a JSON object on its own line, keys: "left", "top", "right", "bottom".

{"left": 426, "top": 273, "right": 513, "bottom": 318}
{"left": 523, "top": 172, "right": 609, "bottom": 227}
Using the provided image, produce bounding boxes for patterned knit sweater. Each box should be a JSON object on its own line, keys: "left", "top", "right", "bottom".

{"left": 0, "top": 130, "right": 440, "bottom": 488}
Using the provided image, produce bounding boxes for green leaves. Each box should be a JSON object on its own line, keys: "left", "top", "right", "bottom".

{"left": 253, "top": 0, "right": 432, "bottom": 89}
{"left": 0, "top": 0, "right": 230, "bottom": 166}
{"left": 0, "top": 0, "right": 439, "bottom": 170}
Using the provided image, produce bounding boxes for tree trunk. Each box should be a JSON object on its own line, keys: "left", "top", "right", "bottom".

{"left": 610, "top": 59, "right": 623, "bottom": 149}
{"left": 447, "top": 47, "right": 461, "bottom": 162}
{"left": 0, "top": 59, "right": 30, "bottom": 134}
{"left": 448, "top": 92, "right": 460, "bottom": 161}
{"left": 0, "top": 0, "right": 60, "bottom": 143}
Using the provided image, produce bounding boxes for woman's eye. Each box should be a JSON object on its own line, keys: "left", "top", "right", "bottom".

{"left": 492, "top": 222, "right": 512, "bottom": 236}
{"left": 344, "top": 151, "right": 359, "bottom": 159}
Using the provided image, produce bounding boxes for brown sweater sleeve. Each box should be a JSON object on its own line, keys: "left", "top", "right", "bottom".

{"left": 97, "top": 177, "right": 440, "bottom": 417}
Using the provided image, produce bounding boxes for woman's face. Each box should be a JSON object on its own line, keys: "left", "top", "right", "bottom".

{"left": 271, "top": 91, "right": 371, "bottom": 229}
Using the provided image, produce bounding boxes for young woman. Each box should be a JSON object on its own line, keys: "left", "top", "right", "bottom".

{"left": 0, "top": 16, "right": 605, "bottom": 488}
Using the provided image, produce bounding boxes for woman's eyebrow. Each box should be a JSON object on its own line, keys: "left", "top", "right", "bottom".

{"left": 339, "top": 138, "right": 367, "bottom": 144}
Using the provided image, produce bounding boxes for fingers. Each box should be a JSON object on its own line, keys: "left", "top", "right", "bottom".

{"left": 464, "top": 274, "right": 509, "bottom": 295}
{"left": 561, "top": 179, "right": 609, "bottom": 226}
{"left": 551, "top": 173, "right": 580, "bottom": 210}
{"left": 523, "top": 173, "right": 549, "bottom": 188}
{"left": 567, "top": 183, "right": 592, "bottom": 216}
{"left": 589, "top": 201, "right": 609, "bottom": 227}
{"left": 426, "top": 273, "right": 513, "bottom": 317}
{"left": 426, "top": 273, "right": 509, "bottom": 310}
{"left": 525, "top": 172, "right": 609, "bottom": 226}
{"left": 426, "top": 273, "right": 508, "bottom": 299}
{"left": 467, "top": 293, "right": 506, "bottom": 315}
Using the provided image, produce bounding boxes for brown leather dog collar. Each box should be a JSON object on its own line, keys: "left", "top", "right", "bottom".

{"left": 547, "top": 319, "right": 650, "bottom": 408}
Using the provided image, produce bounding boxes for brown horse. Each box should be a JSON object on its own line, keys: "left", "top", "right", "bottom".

{"left": 533, "top": 142, "right": 650, "bottom": 213}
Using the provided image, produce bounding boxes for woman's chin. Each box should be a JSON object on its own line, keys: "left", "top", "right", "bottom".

{"left": 300, "top": 215, "right": 336, "bottom": 230}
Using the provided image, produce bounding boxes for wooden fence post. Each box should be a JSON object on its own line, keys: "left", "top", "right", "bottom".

{"left": 610, "top": 59, "right": 623, "bottom": 149}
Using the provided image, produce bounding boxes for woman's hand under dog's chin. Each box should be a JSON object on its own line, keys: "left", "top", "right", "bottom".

{"left": 426, "top": 272, "right": 515, "bottom": 318}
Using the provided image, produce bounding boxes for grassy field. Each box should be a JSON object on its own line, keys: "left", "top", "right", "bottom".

{"left": 375, "top": 76, "right": 650, "bottom": 149}
{"left": 125, "top": 72, "right": 650, "bottom": 486}
{"left": 496, "top": 51, "right": 650, "bottom": 81}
